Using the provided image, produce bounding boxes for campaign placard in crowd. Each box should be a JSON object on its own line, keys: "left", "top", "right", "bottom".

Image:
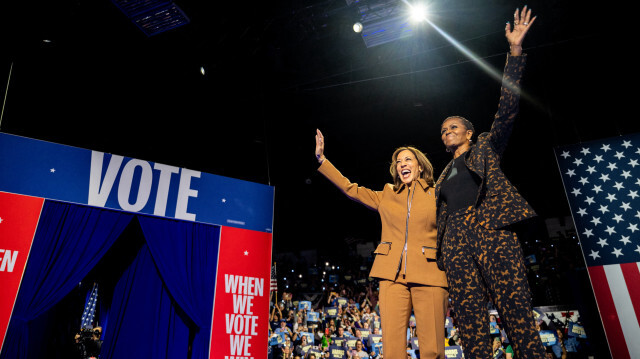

{"left": 269, "top": 334, "right": 285, "bottom": 346}
{"left": 346, "top": 338, "right": 358, "bottom": 350}
{"left": 410, "top": 337, "right": 419, "bottom": 350}
{"left": 358, "top": 329, "right": 370, "bottom": 338}
{"left": 300, "top": 331, "right": 314, "bottom": 344}
{"left": 298, "top": 300, "right": 312, "bottom": 311}
{"left": 308, "top": 348, "right": 323, "bottom": 358}
{"left": 567, "top": 322, "right": 587, "bottom": 338}
{"left": 336, "top": 297, "right": 348, "bottom": 307}
{"left": 328, "top": 344, "right": 349, "bottom": 359}
{"left": 445, "top": 316, "right": 453, "bottom": 329}
{"left": 539, "top": 330, "right": 558, "bottom": 346}
{"left": 444, "top": 345, "right": 463, "bottom": 359}
{"left": 372, "top": 342, "right": 383, "bottom": 356}
{"left": 367, "top": 334, "right": 382, "bottom": 348}
{"left": 324, "top": 306, "right": 339, "bottom": 318}
{"left": 490, "top": 322, "right": 500, "bottom": 335}
{"left": 306, "top": 311, "right": 320, "bottom": 322}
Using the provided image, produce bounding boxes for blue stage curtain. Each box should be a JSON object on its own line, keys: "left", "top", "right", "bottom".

{"left": 0, "top": 201, "right": 133, "bottom": 359}
{"left": 99, "top": 243, "right": 190, "bottom": 359}
{"left": 138, "top": 215, "right": 220, "bottom": 359}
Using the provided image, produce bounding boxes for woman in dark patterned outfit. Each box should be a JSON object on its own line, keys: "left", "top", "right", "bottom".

{"left": 434, "top": 6, "right": 546, "bottom": 359}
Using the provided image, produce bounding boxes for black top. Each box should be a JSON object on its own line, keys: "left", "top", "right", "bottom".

{"left": 440, "top": 152, "right": 481, "bottom": 212}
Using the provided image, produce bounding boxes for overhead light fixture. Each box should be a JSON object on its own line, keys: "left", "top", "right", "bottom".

{"left": 353, "top": 22, "right": 363, "bottom": 33}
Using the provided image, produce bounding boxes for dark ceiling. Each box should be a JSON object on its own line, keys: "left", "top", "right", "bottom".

{"left": 0, "top": 0, "right": 626, "bottom": 252}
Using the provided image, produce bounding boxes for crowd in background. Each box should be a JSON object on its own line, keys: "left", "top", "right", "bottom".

{"left": 268, "top": 235, "right": 594, "bottom": 359}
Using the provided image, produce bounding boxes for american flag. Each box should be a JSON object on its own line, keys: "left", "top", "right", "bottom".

{"left": 555, "top": 133, "right": 640, "bottom": 358}
{"left": 80, "top": 283, "right": 99, "bottom": 330}
{"left": 270, "top": 263, "right": 278, "bottom": 292}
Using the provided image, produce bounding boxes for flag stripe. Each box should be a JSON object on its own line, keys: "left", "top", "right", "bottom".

{"left": 604, "top": 264, "right": 640, "bottom": 358}
{"left": 588, "top": 265, "right": 629, "bottom": 359}
{"left": 621, "top": 262, "right": 640, "bottom": 330}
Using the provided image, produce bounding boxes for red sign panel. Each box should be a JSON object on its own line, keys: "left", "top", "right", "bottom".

{"left": 210, "top": 226, "right": 273, "bottom": 359}
{"left": 0, "top": 192, "right": 44, "bottom": 352}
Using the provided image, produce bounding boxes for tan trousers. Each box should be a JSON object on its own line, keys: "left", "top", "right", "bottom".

{"left": 379, "top": 278, "right": 448, "bottom": 359}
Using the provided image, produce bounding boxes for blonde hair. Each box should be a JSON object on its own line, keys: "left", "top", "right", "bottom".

{"left": 389, "top": 146, "right": 435, "bottom": 189}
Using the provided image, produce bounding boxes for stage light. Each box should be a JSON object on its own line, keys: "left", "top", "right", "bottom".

{"left": 409, "top": 3, "right": 428, "bottom": 22}
{"left": 325, "top": 262, "right": 329, "bottom": 266}
{"left": 200, "top": 67, "right": 205, "bottom": 75}
{"left": 353, "top": 22, "right": 363, "bottom": 33}
{"left": 299, "top": 274, "right": 302, "bottom": 278}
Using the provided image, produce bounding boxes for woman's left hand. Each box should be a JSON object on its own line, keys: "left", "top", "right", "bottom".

{"left": 506, "top": 6, "right": 536, "bottom": 55}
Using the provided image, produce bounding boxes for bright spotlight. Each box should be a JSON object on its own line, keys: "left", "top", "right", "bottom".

{"left": 353, "top": 22, "right": 363, "bottom": 33}
{"left": 409, "top": 3, "right": 428, "bottom": 22}
{"left": 200, "top": 66, "right": 205, "bottom": 75}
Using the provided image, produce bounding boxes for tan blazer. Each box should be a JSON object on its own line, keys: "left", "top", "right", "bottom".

{"left": 319, "top": 160, "right": 448, "bottom": 288}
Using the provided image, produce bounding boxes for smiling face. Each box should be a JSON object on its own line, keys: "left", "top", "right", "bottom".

{"left": 441, "top": 117, "right": 473, "bottom": 152}
{"left": 395, "top": 149, "right": 423, "bottom": 185}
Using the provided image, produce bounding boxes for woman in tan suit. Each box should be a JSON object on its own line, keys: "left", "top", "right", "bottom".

{"left": 315, "top": 129, "right": 448, "bottom": 359}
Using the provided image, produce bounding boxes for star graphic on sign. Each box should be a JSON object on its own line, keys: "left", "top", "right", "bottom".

{"left": 50, "top": 168, "right": 56, "bottom": 173}
{"left": 622, "top": 140, "right": 632, "bottom": 148}
{"left": 620, "top": 236, "right": 631, "bottom": 245}
{"left": 586, "top": 166, "right": 597, "bottom": 174}
{"left": 598, "top": 205, "right": 609, "bottom": 214}
{"left": 580, "top": 148, "right": 591, "bottom": 155}
{"left": 583, "top": 228, "right": 594, "bottom": 238}
{"left": 629, "top": 190, "right": 639, "bottom": 200}
{"left": 566, "top": 169, "right": 576, "bottom": 177}
{"left": 604, "top": 225, "right": 616, "bottom": 235}
{"left": 590, "top": 217, "right": 601, "bottom": 226}
{"left": 599, "top": 173, "right": 610, "bottom": 182}
{"left": 588, "top": 250, "right": 600, "bottom": 260}
{"left": 636, "top": 147, "right": 640, "bottom": 155}
{"left": 629, "top": 159, "right": 639, "bottom": 168}
{"left": 601, "top": 144, "right": 611, "bottom": 152}
{"left": 577, "top": 208, "right": 588, "bottom": 216}
{"left": 612, "top": 248, "right": 623, "bottom": 258}
{"left": 596, "top": 238, "right": 608, "bottom": 247}
{"left": 0, "top": 217, "right": 3, "bottom": 224}
{"left": 614, "top": 151, "right": 625, "bottom": 160}
{"left": 593, "top": 155, "right": 604, "bottom": 163}
{"left": 621, "top": 202, "right": 632, "bottom": 211}
{"left": 628, "top": 223, "right": 639, "bottom": 233}
{"left": 244, "top": 250, "right": 249, "bottom": 256}
{"left": 612, "top": 213, "right": 624, "bottom": 223}
{"left": 635, "top": 211, "right": 640, "bottom": 220}
{"left": 573, "top": 158, "right": 583, "bottom": 166}
{"left": 636, "top": 178, "right": 640, "bottom": 186}
{"left": 605, "top": 193, "right": 617, "bottom": 202}
{"left": 621, "top": 170, "right": 632, "bottom": 179}
{"left": 635, "top": 245, "right": 640, "bottom": 255}
{"left": 613, "top": 182, "right": 625, "bottom": 191}
{"left": 606, "top": 162, "right": 617, "bottom": 171}
{"left": 571, "top": 188, "right": 582, "bottom": 196}
{"left": 585, "top": 197, "right": 595, "bottom": 205}
{"left": 592, "top": 185, "right": 603, "bottom": 194}
{"left": 560, "top": 151, "right": 570, "bottom": 159}
{"left": 578, "top": 177, "right": 589, "bottom": 185}
{"left": 222, "top": 198, "right": 226, "bottom": 203}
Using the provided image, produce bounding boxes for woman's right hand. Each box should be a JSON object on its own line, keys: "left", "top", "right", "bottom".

{"left": 315, "top": 129, "right": 326, "bottom": 164}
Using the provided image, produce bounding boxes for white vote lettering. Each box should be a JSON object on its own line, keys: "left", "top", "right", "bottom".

{"left": 88, "top": 151, "right": 200, "bottom": 220}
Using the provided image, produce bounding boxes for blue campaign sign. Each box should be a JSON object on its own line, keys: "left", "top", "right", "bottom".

{"left": 298, "top": 301, "right": 312, "bottom": 311}
{"left": 324, "top": 307, "right": 339, "bottom": 318}
{"left": 306, "top": 311, "right": 320, "bottom": 322}
{"left": 444, "top": 345, "right": 463, "bottom": 359}
{"left": 567, "top": 322, "right": 587, "bottom": 338}
{"left": 0, "top": 133, "right": 274, "bottom": 232}
{"left": 301, "top": 332, "right": 315, "bottom": 345}
{"left": 539, "top": 330, "right": 558, "bottom": 346}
